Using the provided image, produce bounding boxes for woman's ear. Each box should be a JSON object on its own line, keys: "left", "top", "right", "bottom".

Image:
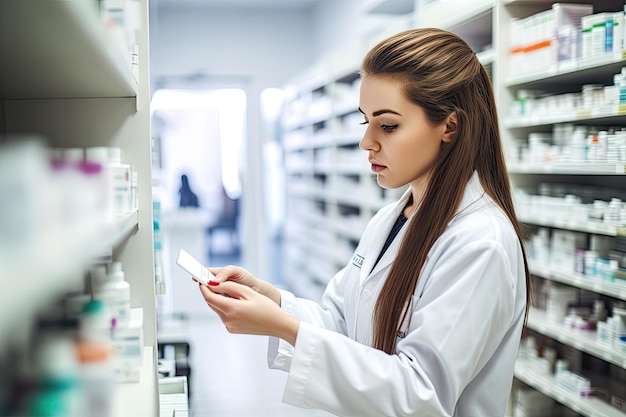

{"left": 442, "top": 112, "right": 457, "bottom": 143}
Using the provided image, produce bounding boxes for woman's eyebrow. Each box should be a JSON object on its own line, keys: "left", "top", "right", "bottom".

{"left": 358, "top": 107, "right": 402, "bottom": 117}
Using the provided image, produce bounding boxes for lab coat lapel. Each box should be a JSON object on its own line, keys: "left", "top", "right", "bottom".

{"left": 366, "top": 173, "right": 486, "bottom": 281}
{"left": 359, "top": 189, "right": 412, "bottom": 285}
{"left": 368, "top": 218, "right": 410, "bottom": 278}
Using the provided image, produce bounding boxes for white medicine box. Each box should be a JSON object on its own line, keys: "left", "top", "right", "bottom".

{"left": 550, "top": 230, "right": 587, "bottom": 271}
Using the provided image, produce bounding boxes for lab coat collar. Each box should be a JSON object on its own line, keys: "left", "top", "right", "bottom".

{"left": 358, "top": 189, "right": 411, "bottom": 285}
{"left": 454, "top": 171, "right": 489, "bottom": 221}
{"left": 361, "top": 171, "right": 487, "bottom": 283}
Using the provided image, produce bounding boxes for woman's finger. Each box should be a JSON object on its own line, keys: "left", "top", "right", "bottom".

{"left": 199, "top": 283, "right": 232, "bottom": 312}
{"left": 210, "top": 265, "right": 243, "bottom": 282}
{"left": 207, "top": 280, "right": 255, "bottom": 300}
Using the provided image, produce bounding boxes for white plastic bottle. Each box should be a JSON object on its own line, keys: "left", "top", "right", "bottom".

{"left": 85, "top": 147, "right": 131, "bottom": 218}
{"left": 606, "top": 198, "right": 623, "bottom": 225}
{"left": 570, "top": 126, "right": 587, "bottom": 162}
{"left": 107, "top": 147, "right": 132, "bottom": 214}
{"left": 77, "top": 300, "right": 115, "bottom": 417}
{"left": 27, "top": 333, "right": 82, "bottom": 417}
{"left": 89, "top": 265, "right": 108, "bottom": 297}
{"left": 93, "top": 261, "right": 131, "bottom": 329}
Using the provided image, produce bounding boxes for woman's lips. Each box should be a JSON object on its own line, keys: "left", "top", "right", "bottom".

{"left": 371, "top": 163, "right": 386, "bottom": 173}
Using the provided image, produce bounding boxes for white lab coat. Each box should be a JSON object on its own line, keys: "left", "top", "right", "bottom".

{"left": 268, "top": 172, "right": 527, "bottom": 417}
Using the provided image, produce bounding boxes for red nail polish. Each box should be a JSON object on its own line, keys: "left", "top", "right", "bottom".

{"left": 208, "top": 280, "right": 220, "bottom": 286}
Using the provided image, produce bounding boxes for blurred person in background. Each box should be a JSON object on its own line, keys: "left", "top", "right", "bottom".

{"left": 178, "top": 174, "right": 199, "bottom": 208}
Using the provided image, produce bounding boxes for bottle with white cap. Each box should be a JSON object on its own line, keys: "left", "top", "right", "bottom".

{"left": 84, "top": 146, "right": 131, "bottom": 218}
{"left": 92, "top": 261, "right": 131, "bottom": 329}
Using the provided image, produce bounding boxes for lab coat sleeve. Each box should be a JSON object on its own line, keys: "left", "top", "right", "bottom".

{"left": 268, "top": 267, "right": 349, "bottom": 372}
{"left": 281, "top": 240, "right": 518, "bottom": 417}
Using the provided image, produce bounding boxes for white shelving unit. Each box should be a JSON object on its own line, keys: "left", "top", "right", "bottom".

{"left": 517, "top": 214, "right": 622, "bottom": 237}
{"left": 114, "top": 347, "right": 158, "bottom": 417}
{"left": 527, "top": 308, "right": 626, "bottom": 369}
{"left": 515, "top": 360, "right": 626, "bottom": 417}
{"left": 281, "top": 82, "right": 409, "bottom": 298}
{"left": 0, "top": 211, "right": 139, "bottom": 338}
{"left": 281, "top": 62, "right": 405, "bottom": 300}
{"left": 495, "top": 0, "right": 626, "bottom": 416}
{"left": 281, "top": 0, "right": 626, "bottom": 416}
{"left": 0, "top": 0, "right": 158, "bottom": 415}
{"left": 530, "top": 263, "right": 626, "bottom": 301}
{"left": 362, "top": 0, "right": 415, "bottom": 15}
{"left": 508, "top": 162, "right": 626, "bottom": 175}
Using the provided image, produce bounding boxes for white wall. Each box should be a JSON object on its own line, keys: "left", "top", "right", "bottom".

{"left": 149, "top": 5, "right": 316, "bottom": 87}
{"left": 312, "top": 0, "right": 398, "bottom": 64}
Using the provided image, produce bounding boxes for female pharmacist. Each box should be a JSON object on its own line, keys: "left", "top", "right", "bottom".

{"left": 198, "top": 28, "right": 530, "bottom": 417}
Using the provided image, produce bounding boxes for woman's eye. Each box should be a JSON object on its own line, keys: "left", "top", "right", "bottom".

{"left": 359, "top": 120, "right": 368, "bottom": 125}
{"left": 381, "top": 124, "right": 397, "bottom": 133}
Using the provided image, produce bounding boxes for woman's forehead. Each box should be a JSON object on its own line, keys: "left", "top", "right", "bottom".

{"left": 359, "top": 76, "right": 412, "bottom": 114}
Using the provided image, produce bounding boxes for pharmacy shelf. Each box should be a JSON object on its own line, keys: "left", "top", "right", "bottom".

{"left": 114, "top": 347, "right": 158, "bottom": 417}
{"left": 514, "top": 361, "right": 626, "bottom": 417}
{"left": 504, "top": 109, "right": 626, "bottom": 130}
{"left": 415, "top": 0, "right": 492, "bottom": 32}
{"left": 159, "top": 376, "right": 189, "bottom": 417}
{"left": 333, "top": 219, "right": 368, "bottom": 242}
{"left": 505, "top": 55, "right": 626, "bottom": 89}
{"left": 0, "top": 0, "right": 137, "bottom": 99}
{"left": 0, "top": 0, "right": 156, "bottom": 411}
{"left": 284, "top": 135, "right": 333, "bottom": 151}
{"left": 518, "top": 214, "right": 619, "bottom": 237}
{"left": 508, "top": 162, "right": 626, "bottom": 175}
{"left": 333, "top": 102, "right": 359, "bottom": 119}
{"left": 335, "top": 162, "right": 371, "bottom": 175}
{"left": 362, "top": 0, "right": 414, "bottom": 15}
{"left": 333, "top": 191, "right": 367, "bottom": 207}
{"left": 476, "top": 48, "right": 495, "bottom": 66}
{"left": 0, "top": 211, "right": 139, "bottom": 337}
{"left": 415, "top": 0, "right": 493, "bottom": 53}
{"left": 491, "top": 0, "right": 626, "bottom": 414}
{"left": 530, "top": 263, "right": 626, "bottom": 301}
{"left": 526, "top": 308, "right": 626, "bottom": 369}
{"left": 335, "top": 133, "right": 363, "bottom": 146}
{"left": 285, "top": 165, "right": 314, "bottom": 175}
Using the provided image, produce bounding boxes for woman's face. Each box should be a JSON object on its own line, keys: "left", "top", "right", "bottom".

{"left": 359, "top": 75, "right": 449, "bottom": 193}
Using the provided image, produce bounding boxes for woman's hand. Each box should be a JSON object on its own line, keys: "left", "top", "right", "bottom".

{"left": 206, "top": 265, "right": 281, "bottom": 306}
{"left": 199, "top": 281, "right": 299, "bottom": 346}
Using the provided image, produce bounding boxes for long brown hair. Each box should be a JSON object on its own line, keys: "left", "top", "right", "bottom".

{"left": 361, "top": 28, "right": 531, "bottom": 354}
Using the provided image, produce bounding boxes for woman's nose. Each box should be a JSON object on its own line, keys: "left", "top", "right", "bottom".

{"left": 359, "top": 126, "right": 378, "bottom": 151}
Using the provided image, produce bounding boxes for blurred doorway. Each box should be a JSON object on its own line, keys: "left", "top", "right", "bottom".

{"left": 151, "top": 88, "right": 246, "bottom": 318}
